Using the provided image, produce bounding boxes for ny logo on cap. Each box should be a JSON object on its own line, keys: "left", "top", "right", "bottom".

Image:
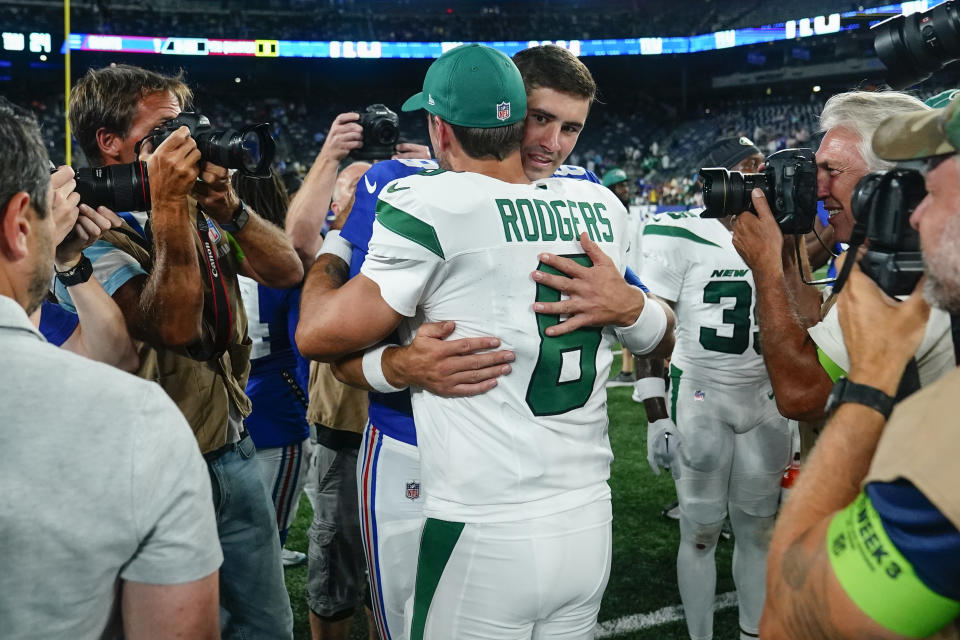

{"left": 497, "top": 101, "right": 511, "bottom": 121}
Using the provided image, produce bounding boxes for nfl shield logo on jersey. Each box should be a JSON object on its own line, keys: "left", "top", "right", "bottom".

{"left": 405, "top": 481, "right": 420, "bottom": 501}
{"left": 496, "top": 101, "right": 511, "bottom": 121}
{"left": 694, "top": 390, "right": 706, "bottom": 401}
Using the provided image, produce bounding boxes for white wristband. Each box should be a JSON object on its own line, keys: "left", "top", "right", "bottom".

{"left": 361, "top": 344, "right": 407, "bottom": 394}
{"left": 315, "top": 229, "right": 353, "bottom": 266}
{"left": 633, "top": 376, "right": 666, "bottom": 402}
{"left": 616, "top": 292, "right": 668, "bottom": 356}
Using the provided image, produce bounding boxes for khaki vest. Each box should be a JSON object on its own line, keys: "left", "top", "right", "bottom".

{"left": 102, "top": 209, "right": 252, "bottom": 454}
{"left": 306, "top": 360, "right": 368, "bottom": 434}
{"left": 865, "top": 366, "right": 960, "bottom": 639}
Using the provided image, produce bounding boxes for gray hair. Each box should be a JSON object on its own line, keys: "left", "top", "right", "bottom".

{"left": 819, "top": 90, "right": 929, "bottom": 171}
{"left": 0, "top": 97, "right": 50, "bottom": 218}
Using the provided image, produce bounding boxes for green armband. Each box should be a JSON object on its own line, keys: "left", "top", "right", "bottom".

{"left": 817, "top": 346, "right": 846, "bottom": 383}
{"left": 827, "top": 492, "right": 960, "bottom": 638}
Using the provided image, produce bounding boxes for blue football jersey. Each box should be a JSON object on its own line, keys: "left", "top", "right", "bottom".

{"left": 240, "top": 277, "right": 310, "bottom": 448}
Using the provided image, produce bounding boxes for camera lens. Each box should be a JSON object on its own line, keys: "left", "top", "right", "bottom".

{"left": 75, "top": 162, "right": 150, "bottom": 212}
{"left": 700, "top": 167, "right": 750, "bottom": 217}
{"left": 873, "top": 0, "right": 960, "bottom": 89}
{"left": 373, "top": 120, "right": 400, "bottom": 146}
{"left": 195, "top": 124, "right": 275, "bottom": 177}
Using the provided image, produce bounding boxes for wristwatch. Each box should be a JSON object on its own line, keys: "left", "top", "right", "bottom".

{"left": 824, "top": 377, "right": 896, "bottom": 418}
{"left": 55, "top": 254, "right": 93, "bottom": 287}
{"left": 221, "top": 200, "right": 250, "bottom": 234}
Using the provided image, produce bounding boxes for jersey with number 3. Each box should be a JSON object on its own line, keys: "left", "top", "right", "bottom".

{"left": 361, "top": 170, "right": 629, "bottom": 524}
{"left": 640, "top": 210, "right": 767, "bottom": 385}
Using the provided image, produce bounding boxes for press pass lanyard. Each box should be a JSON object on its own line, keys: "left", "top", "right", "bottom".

{"left": 192, "top": 211, "right": 233, "bottom": 360}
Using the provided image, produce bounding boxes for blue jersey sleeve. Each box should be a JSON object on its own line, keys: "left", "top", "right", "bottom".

{"left": 624, "top": 267, "right": 649, "bottom": 293}
{"left": 341, "top": 159, "right": 439, "bottom": 258}
{"left": 865, "top": 479, "right": 960, "bottom": 601}
{"left": 38, "top": 300, "right": 79, "bottom": 347}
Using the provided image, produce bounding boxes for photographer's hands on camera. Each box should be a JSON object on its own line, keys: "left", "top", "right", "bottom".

{"left": 51, "top": 165, "right": 123, "bottom": 271}
{"left": 837, "top": 254, "right": 931, "bottom": 397}
{"left": 731, "top": 188, "right": 788, "bottom": 275}
{"left": 145, "top": 125, "right": 202, "bottom": 215}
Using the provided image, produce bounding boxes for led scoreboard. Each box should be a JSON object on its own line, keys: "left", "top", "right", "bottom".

{"left": 54, "top": 0, "right": 944, "bottom": 60}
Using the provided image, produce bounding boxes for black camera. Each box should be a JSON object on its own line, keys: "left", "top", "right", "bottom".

{"left": 699, "top": 148, "right": 818, "bottom": 234}
{"left": 75, "top": 162, "right": 150, "bottom": 212}
{"left": 873, "top": 0, "right": 960, "bottom": 89}
{"left": 352, "top": 104, "right": 400, "bottom": 160}
{"left": 849, "top": 169, "right": 926, "bottom": 296}
{"left": 75, "top": 112, "right": 276, "bottom": 211}
{"left": 143, "top": 112, "right": 275, "bottom": 177}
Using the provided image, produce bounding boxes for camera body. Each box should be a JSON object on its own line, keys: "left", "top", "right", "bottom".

{"left": 352, "top": 104, "right": 400, "bottom": 160}
{"left": 850, "top": 169, "right": 926, "bottom": 296}
{"left": 145, "top": 112, "right": 275, "bottom": 177}
{"left": 699, "top": 148, "right": 818, "bottom": 234}
{"left": 872, "top": 0, "right": 960, "bottom": 89}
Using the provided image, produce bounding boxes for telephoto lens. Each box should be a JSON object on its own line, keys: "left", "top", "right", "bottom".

{"left": 75, "top": 162, "right": 150, "bottom": 212}
{"left": 873, "top": 0, "right": 960, "bottom": 89}
{"left": 194, "top": 123, "right": 276, "bottom": 177}
{"left": 700, "top": 167, "right": 767, "bottom": 218}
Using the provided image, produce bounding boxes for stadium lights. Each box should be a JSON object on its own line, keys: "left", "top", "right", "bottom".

{"left": 813, "top": 85, "right": 822, "bottom": 92}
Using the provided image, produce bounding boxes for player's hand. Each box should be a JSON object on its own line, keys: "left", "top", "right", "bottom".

{"left": 838, "top": 257, "right": 930, "bottom": 396}
{"left": 192, "top": 161, "right": 241, "bottom": 222}
{"left": 50, "top": 165, "right": 81, "bottom": 246}
{"left": 382, "top": 321, "right": 514, "bottom": 397}
{"left": 647, "top": 417, "right": 680, "bottom": 476}
{"left": 318, "top": 112, "right": 364, "bottom": 164}
{"left": 392, "top": 143, "right": 431, "bottom": 160}
{"left": 55, "top": 204, "right": 124, "bottom": 270}
{"left": 731, "top": 189, "right": 785, "bottom": 275}
{"left": 532, "top": 232, "right": 644, "bottom": 336}
{"left": 147, "top": 125, "right": 201, "bottom": 206}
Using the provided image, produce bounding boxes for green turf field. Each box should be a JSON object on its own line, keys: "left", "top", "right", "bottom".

{"left": 282, "top": 355, "right": 741, "bottom": 639}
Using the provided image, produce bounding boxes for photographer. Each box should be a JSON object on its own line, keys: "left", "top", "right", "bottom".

{"left": 731, "top": 91, "right": 954, "bottom": 427}
{"left": 761, "top": 97, "right": 960, "bottom": 640}
{"left": 67, "top": 64, "right": 302, "bottom": 639}
{"left": 33, "top": 165, "right": 137, "bottom": 370}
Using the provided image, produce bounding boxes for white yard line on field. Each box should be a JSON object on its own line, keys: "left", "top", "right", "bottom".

{"left": 595, "top": 591, "right": 738, "bottom": 638}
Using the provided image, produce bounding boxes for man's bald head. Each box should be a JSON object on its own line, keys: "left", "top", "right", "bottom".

{"left": 330, "top": 162, "right": 372, "bottom": 229}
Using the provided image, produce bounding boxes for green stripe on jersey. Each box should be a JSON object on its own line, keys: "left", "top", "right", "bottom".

{"left": 827, "top": 492, "right": 960, "bottom": 637}
{"left": 643, "top": 224, "right": 721, "bottom": 248}
{"left": 817, "top": 347, "right": 847, "bottom": 383}
{"left": 376, "top": 201, "right": 445, "bottom": 259}
{"left": 411, "top": 518, "right": 465, "bottom": 640}
{"left": 669, "top": 363, "right": 683, "bottom": 421}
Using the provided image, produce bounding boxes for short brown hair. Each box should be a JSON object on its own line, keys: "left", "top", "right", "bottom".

{"left": 512, "top": 45, "right": 596, "bottom": 102}
{"left": 69, "top": 64, "right": 193, "bottom": 165}
{"left": 431, "top": 114, "right": 524, "bottom": 161}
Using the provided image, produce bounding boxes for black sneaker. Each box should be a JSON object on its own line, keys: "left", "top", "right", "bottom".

{"left": 607, "top": 371, "right": 636, "bottom": 386}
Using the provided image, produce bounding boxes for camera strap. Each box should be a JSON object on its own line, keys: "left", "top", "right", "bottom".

{"left": 193, "top": 210, "right": 233, "bottom": 360}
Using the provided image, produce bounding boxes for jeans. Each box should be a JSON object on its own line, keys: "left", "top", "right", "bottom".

{"left": 208, "top": 434, "right": 294, "bottom": 639}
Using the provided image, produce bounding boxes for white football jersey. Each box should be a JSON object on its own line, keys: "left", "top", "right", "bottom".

{"left": 361, "top": 169, "right": 630, "bottom": 523}
{"left": 640, "top": 209, "right": 768, "bottom": 385}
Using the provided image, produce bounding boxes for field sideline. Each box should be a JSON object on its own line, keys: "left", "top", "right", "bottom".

{"left": 282, "top": 355, "right": 742, "bottom": 639}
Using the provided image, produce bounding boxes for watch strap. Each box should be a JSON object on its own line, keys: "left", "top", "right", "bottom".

{"left": 55, "top": 254, "right": 93, "bottom": 287}
{"left": 827, "top": 377, "right": 896, "bottom": 418}
{"left": 221, "top": 200, "right": 250, "bottom": 234}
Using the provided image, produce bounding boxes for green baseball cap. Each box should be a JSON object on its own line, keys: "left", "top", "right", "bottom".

{"left": 872, "top": 94, "right": 960, "bottom": 161}
{"left": 602, "top": 168, "right": 628, "bottom": 187}
{"left": 401, "top": 44, "right": 527, "bottom": 128}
